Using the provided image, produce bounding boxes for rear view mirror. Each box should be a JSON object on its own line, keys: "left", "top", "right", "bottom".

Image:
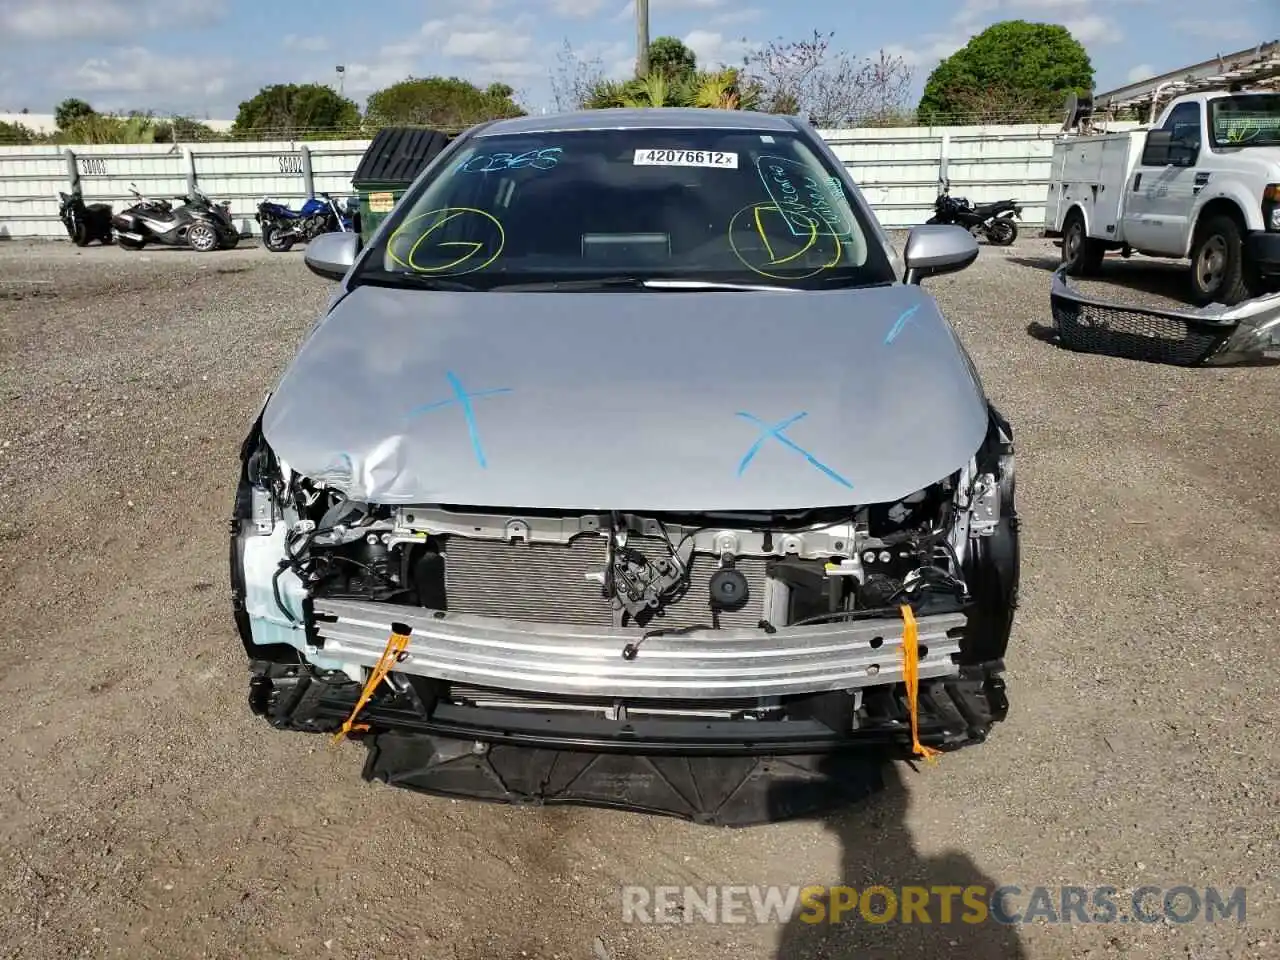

{"left": 903, "top": 225, "right": 979, "bottom": 284}
{"left": 304, "top": 231, "right": 360, "bottom": 281}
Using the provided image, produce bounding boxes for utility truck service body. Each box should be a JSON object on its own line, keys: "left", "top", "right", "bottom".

{"left": 1045, "top": 87, "right": 1280, "bottom": 305}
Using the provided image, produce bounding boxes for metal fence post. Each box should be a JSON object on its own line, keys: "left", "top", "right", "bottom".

{"left": 938, "top": 132, "right": 951, "bottom": 186}
{"left": 183, "top": 145, "right": 197, "bottom": 195}
{"left": 300, "top": 144, "right": 315, "bottom": 198}
{"left": 63, "top": 147, "right": 80, "bottom": 193}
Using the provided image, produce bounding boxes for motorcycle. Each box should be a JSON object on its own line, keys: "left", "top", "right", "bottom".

{"left": 926, "top": 178, "right": 1021, "bottom": 246}
{"left": 255, "top": 193, "right": 358, "bottom": 253}
{"left": 112, "top": 183, "right": 240, "bottom": 252}
{"left": 57, "top": 189, "right": 115, "bottom": 246}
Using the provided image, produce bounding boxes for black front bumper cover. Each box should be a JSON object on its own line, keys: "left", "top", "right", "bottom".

{"left": 246, "top": 659, "right": 1008, "bottom": 825}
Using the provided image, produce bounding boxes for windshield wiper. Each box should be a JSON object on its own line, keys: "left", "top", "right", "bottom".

{"left": 491, "top": 276, "right": 800, "bottom": 292}
{"left": 643, "top": 278, "right": 801, "bottom": 293}
{"left": 354, "top": 272, "right": 480, "bottom": 292}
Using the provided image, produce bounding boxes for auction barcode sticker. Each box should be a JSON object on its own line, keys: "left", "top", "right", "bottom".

{"left": 633, "top": 149, "right": 739, "bottom": 169}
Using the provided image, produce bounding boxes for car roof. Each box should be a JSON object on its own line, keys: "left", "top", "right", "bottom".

{"left": 475, "top": 108, "right": 805, "bottom": 138}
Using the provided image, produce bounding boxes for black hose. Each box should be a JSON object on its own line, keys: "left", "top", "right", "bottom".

{"left": 272, "top": 563, "right": 298, "bottom": 624}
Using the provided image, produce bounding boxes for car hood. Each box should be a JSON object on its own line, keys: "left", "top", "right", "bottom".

{"left": 260, "top": 282, "right": 990, "bottom": 511}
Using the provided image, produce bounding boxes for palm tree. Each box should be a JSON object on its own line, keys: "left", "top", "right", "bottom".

{"left": 619, "top": 73, "right": 672, "bottom": 108}
{"left": 584, "top": 67, "right": 758, "bottom": 111}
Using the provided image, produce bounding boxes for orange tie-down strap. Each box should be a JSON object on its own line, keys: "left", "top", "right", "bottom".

{"left": 900, "top": 605, "right": 942, "bottom": 763}
{"left": 332, "top": 622, "right": 413, "bottom": 745}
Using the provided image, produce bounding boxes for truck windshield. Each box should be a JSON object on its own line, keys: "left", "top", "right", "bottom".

{"left": 355, "top": 126, "right": 896, "bottom": 291}
{"left": 1209, "top": 94, "right": 1280, "bottom": 148}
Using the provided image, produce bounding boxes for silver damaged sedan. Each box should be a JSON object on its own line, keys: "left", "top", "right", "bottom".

{"left": 229, "top": 108, "right": 1020, "bottom": 824}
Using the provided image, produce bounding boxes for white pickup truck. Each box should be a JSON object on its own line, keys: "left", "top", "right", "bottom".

{"left": 1044, "top": 87, "right": 1280, "bottom": 305}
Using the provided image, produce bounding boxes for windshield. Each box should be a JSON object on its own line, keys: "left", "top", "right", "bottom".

{"left": 1209, "top": 94, "right": 1280, "bottom": 148}
{"left": 356, "top": 126, "right": 896, "bottom": 291}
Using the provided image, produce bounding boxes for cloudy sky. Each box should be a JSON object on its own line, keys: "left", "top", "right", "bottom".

{"left": 0, "top": 0, "right": 1273, "bottom": 119}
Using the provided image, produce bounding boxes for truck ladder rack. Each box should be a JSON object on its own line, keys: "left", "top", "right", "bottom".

{"left": 1094, "top": 40, "right": 1280, "bottom": 119}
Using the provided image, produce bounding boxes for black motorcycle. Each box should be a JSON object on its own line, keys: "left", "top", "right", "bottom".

{"left": 926, "top": 178, "right": 1021, "bottom": 246}
{"left": 112, "top": 183, "right": 240, "bottom": 252}
{"left": 57, "top": 189, "right": 114, "bottom": 246}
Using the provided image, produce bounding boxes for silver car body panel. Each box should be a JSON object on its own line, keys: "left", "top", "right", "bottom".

{"left": 259, "top": 282, "right": 990, "bottom": 511}
{"left": 311, "top": 597, "right": 964, "bottom": 699}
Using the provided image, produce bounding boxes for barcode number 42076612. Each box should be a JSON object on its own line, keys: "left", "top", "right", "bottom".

{"left": 633, "top": 149, "right": 739, "bottom": 169}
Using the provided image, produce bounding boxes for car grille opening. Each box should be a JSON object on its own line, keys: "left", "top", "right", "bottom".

{"left": 441, "top": 533, "right": 768, "bottom": 629}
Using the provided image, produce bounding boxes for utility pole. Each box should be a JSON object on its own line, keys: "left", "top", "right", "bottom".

{"left": 635, "top": 0, "right": 649, "bottom": 78}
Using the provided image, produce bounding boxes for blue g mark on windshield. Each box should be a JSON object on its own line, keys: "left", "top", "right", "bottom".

{"left": 457, "top": 148, "right": 563, "bottom": 174}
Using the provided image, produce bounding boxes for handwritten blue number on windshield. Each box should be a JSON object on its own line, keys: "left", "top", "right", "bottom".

{"left": 458, "top": 147, "right": 563, "bottom": 174}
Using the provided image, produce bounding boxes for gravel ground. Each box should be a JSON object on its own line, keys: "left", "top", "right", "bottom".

{"left": 1, "top": 234, "right": 1277, "bottom": 960}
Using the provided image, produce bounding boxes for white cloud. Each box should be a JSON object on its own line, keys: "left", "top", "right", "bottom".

{"left": 1063, "top": 14, "right": 1122, "bottom": 44}
{"left": 880, "top": 38, "right": 965, "bottom": 69}
{"left": 953, "top": 0, "right": 1001, "bottom": 28}
{"left": 681, "top": 29, "right": 758, "bottom": 69}
{"left": 0, "top": 0, "right": 225, "bottom": 43}
{"left": 709, "top": 8, "right": 763, "bottom": 26}
{"left": 283, "top": 34, "right": 330, "bottom": 53}
{"left": 564, "top": 37, "right": 635, "bottom": 80}
{"left": 68, "top": 47, "right": 233, "bottom": 108}
{"left": 338, "top": 12, "right": 543, "bottom": 98}
{"left": 549, "top": 0, "right": 605, "bottom": 16}
{"left": 444, "top": 29, "right": 532, "bottom": 60}
{"left": 1126, "top": 63, "right": 1154, "bottom": 83}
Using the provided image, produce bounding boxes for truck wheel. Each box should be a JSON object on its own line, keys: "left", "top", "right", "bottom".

{"left": 1061, "top": 213, "right": 1104, "bottom": 276}
{"left": 1189, "top": 214, "right": 1254, "bottom": 306}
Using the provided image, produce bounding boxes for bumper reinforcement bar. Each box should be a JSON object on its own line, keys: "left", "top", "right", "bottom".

{"left": 311, "top": 599, "right": 966, "bottom": 700}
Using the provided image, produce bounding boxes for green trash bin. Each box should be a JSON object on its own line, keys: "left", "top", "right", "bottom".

{"left": 351, "top": 127, "right": 452, "bottom": 244}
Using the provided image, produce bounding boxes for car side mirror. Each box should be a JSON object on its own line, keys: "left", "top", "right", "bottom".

{"left": 304, "top": 231, "right": 360, "bottom": 281}
{"left": 903, "top": 224, "right": 979, "bottom": 284}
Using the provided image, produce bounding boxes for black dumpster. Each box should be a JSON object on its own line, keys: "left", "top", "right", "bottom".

{"left": 351, "top": 127, "right": 451, "bottom": 243}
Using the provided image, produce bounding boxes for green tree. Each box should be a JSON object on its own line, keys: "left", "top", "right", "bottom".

{"left": 917, "top": 20, "right": 1093, "bottom": 124}
{"left": 647, "top": 36, "right": 698, "bottom": 82}
{"left": 0, "top": 119, "right": 36, "bottom": 144}
{"left": 364, "top": 76, "right": 524, "bottom": 131}
{"left": 54, "top": 97, "right": 95, "bottom": 130}
{"left": 231, "top": 83, "right": 360, "bottom": 139}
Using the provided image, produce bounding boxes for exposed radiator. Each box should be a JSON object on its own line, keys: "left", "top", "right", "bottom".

{"left": 442, "top": 534, "right": 768, "bottom": 629}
